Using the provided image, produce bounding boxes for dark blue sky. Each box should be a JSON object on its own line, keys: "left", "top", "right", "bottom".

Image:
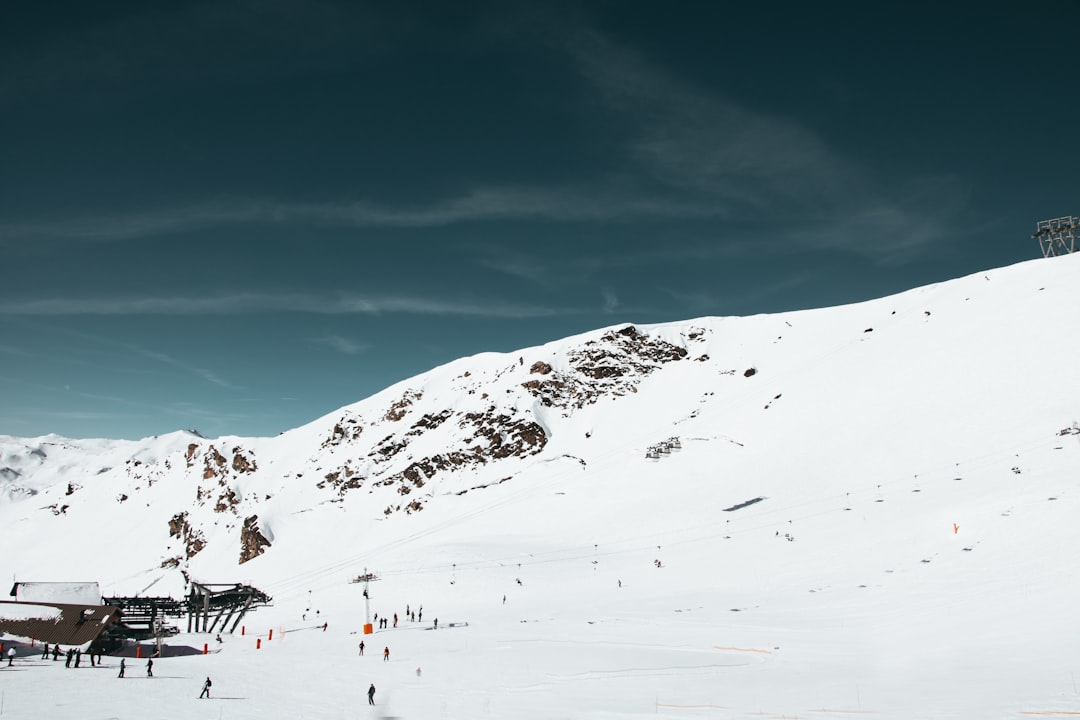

{"left": 1, "top": 1, "right": 1076, "bottom": 439}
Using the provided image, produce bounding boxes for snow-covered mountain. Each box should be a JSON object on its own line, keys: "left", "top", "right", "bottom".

{"left": 2, "top": 254, "right": 1079, "bottom": 719}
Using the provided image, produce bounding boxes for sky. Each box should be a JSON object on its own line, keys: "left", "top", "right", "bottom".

{"left": 1, "top": 1, "right": 1077, "bottom": 440}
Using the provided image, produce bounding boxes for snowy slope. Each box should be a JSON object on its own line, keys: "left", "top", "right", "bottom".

{"left": 1, "top": 254, "right": 1079, "bottom": 719}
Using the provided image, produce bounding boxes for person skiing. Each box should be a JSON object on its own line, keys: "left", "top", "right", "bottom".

{"left": 41, "top": 643, "right": 50, "bottom": 660}
{"left": 6, "top": 647, "right": 14, "bottom": 666}
{"left": 74, "top": 649, "right": 81, "bottom": 667}
{"left": 358, "top": 640, "right": 365, "bottom": 656}
{"left": 383, "top": 646, "right": 390, "bottom": 662}
{"left": 433, "top": 617, "right": 438, "bottom": 629}
{"left": 118, "top": 659, "right": 126, "bottom": 678}
{"left": 393, "top": 612, "right": 398, "bottom": 628}
{"left": 200, "top": 676, "right": 212, "bottom": 698}
{"left": 146, "top": 658, "right": 153, "bottom": 677}
{"left": 51, "top": 645, "right": 60, "bottom": 661}
{"left": 368, "top": 683, "right": 376, "bottom": 705}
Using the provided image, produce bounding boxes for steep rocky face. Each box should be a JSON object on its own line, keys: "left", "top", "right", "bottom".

{"left": 165, "top": 511, "right": 206, "bottom": 566}
{"left": 521, "top": 325, "right": 695, "bottom": 410}
{"left": 239, "top": 515, "right": 271, "bottom": 564}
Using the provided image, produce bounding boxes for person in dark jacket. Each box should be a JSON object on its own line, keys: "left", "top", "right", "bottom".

{"left": 368, "top": 683, "right": 376, "bottom": 705}
{"left": 118, "top": 659, "right": 126, "bottom": 678}
{"left": 146, "top": 658, "right": 153, "bottom": 677}
{"left": 200, "top": 676, "right": 212, "bottom": 698}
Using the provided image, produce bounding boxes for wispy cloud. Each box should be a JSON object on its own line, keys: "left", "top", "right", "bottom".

{"left": 0, "top": 190, "right": 719, "bottom": 246}
{"left": 601, "top": 288, "right": 620, "bottom": 314}
{"left": 474, "top": 254, "right": 555, "bottom": 288}
{"left": 556, "top": 28, "right": 967, "bottom": 261}
{"left": 312, "top": 334, "right": 370, "bottom": 355}
{"left": 0, "top": 293, "right": 570, "bottom": 319}
{"left": 0, "top": 20, "right": 967, "bottom": 264}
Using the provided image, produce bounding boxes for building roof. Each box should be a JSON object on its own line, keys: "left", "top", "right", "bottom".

{"left": 9, "top": 581, "right": 102, "bottom": 606}
{"left": 0, "top": 601, "right": 119, "bottom": 646}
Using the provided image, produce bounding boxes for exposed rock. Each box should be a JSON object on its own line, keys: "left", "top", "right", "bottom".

{"left": 239, "top": 515, "right": 271, "bottom": 564}
{"left": 530, "top": 361, "right": 552, "bottom": 375}
{"left": 318, "top": 463, "right": 365, "bottom": 495}
{"left": 231, "top": 447, "right": 257, "bottom": 473}
{"left": 323, "top": 413, "right": 365, "bottom": 448}
{"left": 203, "top": 446, "right": 228, "bottom": 479}
{"left": 214, "top": 488, "right": 240, "bottom": 514}
{"left": 521, "top": 327, "right": 687, "bottom": 410}
{"left": 384, "top": 390, "right": 422, "bottom": 422}
{"left": 168, "top": 511, "right": 206, "bottom": 559}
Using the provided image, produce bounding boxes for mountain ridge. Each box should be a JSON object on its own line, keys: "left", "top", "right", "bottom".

{"left": 2, "top": 253, "right": 1078, "bottom": 606}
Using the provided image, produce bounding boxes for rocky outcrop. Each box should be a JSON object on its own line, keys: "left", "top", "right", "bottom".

{"left": 323, "top": 412, "right": 365, "bottom": 448}
{"left": 522, "top": 326, "right": 688, "bottom": 410}
{"left": 384, "top": 390, "right": 422, "bottom": 422}
{"left": 239, "top": 515, "right": 271, "bottom": 564}
{"left": 168, "top": 511, "right": 206, "bottom": 559}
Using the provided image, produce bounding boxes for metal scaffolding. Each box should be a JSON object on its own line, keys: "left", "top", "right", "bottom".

{"left": 1033, "top": 216, "right": 1078, "bottom": 257}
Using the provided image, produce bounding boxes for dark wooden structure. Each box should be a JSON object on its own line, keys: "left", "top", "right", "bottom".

{"left": 0, "top": 601, "right": 120, "bottom": 647}
{"left": 186, "top": 583, "right": 271, "bottom": 633}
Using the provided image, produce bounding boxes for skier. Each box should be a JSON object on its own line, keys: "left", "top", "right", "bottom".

{"left": 393, "top": 613, "right": 398, "bottom": 628}
{"left": 200, "top": 676, "right": 212, "bottom": 698}
{"left": 65, "top": 649, "right": 73, "bottom": 668}
{"left": 6, "top": 647, "right": 14, "bottom": 666}
{"left": 383, "top": 646, "right": 390, "bottom": 662}
{"left": 51, "top": 645, "right": 60, "bottom": 661}
{"left": 358, "top": 640, "right": 365, "bottom": 656}
{"left": 74, "top": 649, "right": 81, "bottom": 667}
{"left": 433, "top": 618, "right": 438, "bottom": 629}
{"left": 41, "top": 643, "right": 50, "bottom": 660}
{"left": 146, "top": 658, "right": 153, "bottom": 677}
{"left": 118, "top": 659, "right": 126, "bottom": 678}
{"left": 368, "top": 683, "right": 376, "bottom": 705}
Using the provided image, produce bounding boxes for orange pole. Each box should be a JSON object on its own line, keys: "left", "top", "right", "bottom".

{"left": 241, "top": 625, "right": 245, "bottom": 635}
{"left": 203, "top": 643, "right": 208, "bottom": 655}
{"left": 136, "top": 646, "right": 142, "bottom": 659}
{"left": 268, "top": 628, "right": 273, "bottom": 641}
{"left": 256, "top": 638, "right": 262, "bottom": 650}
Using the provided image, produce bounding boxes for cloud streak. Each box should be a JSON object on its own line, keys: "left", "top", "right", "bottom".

{"left": 0, "top": 293, "right": 571, "bottom": 319}
{"left": 312, "top": 334, "right": 370, "bottom": 355}
{"left": 0, "top": 20, "right": 967, "bottom": 265}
